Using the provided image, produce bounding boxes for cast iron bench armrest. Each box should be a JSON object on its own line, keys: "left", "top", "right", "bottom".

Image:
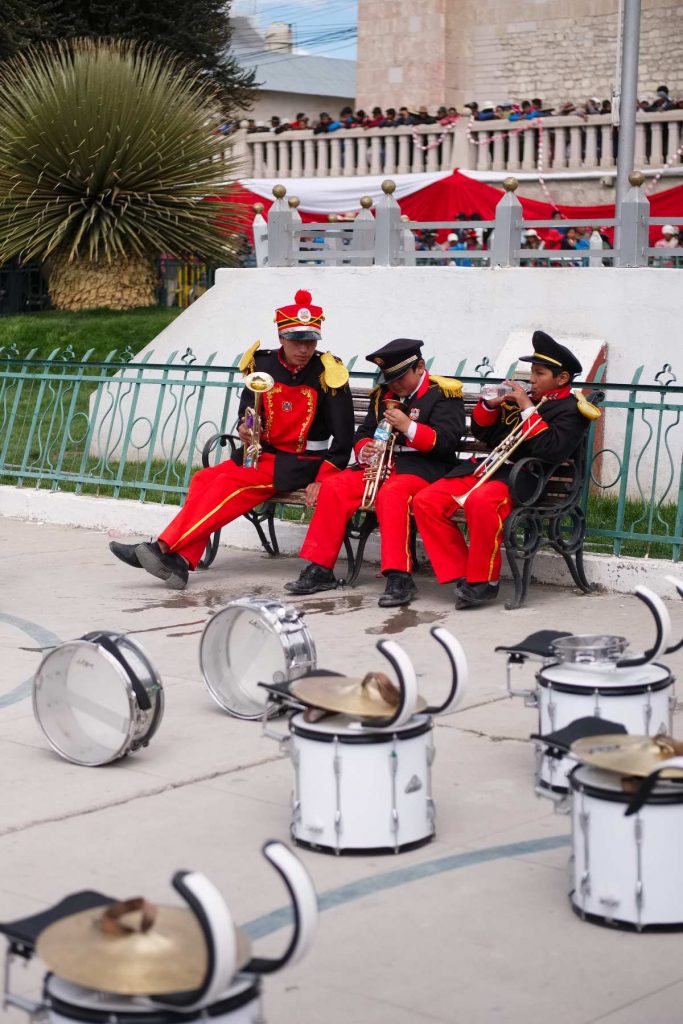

{"left": 201, "top": 432, "right": 239, "bottom": 467}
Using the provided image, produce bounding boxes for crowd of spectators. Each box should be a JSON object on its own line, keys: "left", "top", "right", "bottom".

{"left": 241, "top": 85, "right": 682, "bottom": 136}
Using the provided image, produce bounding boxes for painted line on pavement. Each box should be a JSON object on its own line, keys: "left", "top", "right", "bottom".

{"left": 0, "top": 614, "right": 61, "bottom": 708}
{"left": 244, "top": 833, "right": 570, "bottom": 939}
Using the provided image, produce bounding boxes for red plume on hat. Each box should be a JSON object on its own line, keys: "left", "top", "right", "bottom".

{"left": 274, "top": 288, "right": 325, "bottom": 335}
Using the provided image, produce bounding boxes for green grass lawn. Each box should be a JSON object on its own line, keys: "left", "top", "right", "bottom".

{"left": 0, "top": 307, "right": 181, "bottom": 361}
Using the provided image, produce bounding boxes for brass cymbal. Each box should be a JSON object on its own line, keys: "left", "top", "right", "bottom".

{"left": 37, "top": 900, "right": 251, "bottom": 996}
{"left": 291, "top": 672, "right": 427, "bottom": 719}
{"left": 570, "top": 734, "right": 683, "bottom": 778}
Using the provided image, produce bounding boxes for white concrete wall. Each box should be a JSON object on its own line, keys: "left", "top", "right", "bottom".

{"left": 128, "top": 266, "right": 682, "bottom": 496}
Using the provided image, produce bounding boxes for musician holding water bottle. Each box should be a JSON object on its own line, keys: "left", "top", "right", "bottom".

{"left": 286, "top": 339, "right": 465, "bottom": 607}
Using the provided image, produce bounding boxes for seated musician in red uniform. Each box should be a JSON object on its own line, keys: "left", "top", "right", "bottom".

{"left": 109, "top": 289, "right": 354, "bottom": 589}
{"left": 285, "top": 338, "right": 465, "bottom": 607}
{"left": 412, "top": 331, "right": 594, "bottom": 609}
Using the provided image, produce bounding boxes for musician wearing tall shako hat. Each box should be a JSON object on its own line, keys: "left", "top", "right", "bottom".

{"left": 412, "top": 331, "right": 599, "bottom": 609}
{"left": 285, "top": 338, "right": 465, "bottom": 607}
{"left": 108, "top": 289, "right": 354, "bottom": 588}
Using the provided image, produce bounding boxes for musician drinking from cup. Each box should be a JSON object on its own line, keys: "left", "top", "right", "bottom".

{"left": 285, "top": 339, "right": 465, "bottom": 607}
{"left": 108, "top": 289, "right": 354, "bottom": 589}
{"left": 412, "top": 332, "right": 597, "bottom": 609}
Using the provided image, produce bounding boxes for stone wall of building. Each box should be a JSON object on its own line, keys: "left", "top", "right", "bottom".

{"left": 357, "top": 0, "right": 683, "bottom": 112}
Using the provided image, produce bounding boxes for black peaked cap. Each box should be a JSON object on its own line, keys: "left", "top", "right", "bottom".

{"left": 366, "top": 338, "right": 424, "bottom": 383}
{"left": 518, "top": 330, "right": 582, "bottom": 377}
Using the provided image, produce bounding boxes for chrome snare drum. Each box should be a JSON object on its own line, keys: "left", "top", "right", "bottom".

{"left": 200, "top": 598, "right": 316, "bottom": 720}
{"left": 33, "top": 631, "right": 164, "bottom": 766}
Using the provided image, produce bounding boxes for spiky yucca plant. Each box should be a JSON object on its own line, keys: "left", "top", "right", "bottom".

{"left": 0, "top": 39, "right": 242, "bottom": 310}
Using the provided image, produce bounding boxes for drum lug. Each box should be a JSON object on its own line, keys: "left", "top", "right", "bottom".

{"left": 333, "top": 741, "right": 343, "bottom": 855}
{"left": 427, "top": 797, "right": 436, "bottom": 825}
{"left": 669, "top": 692, "right": 676, "bottom": 731}
{"left": 635, "top": 816, "right": 644, "bottom": 929}
{"left": 390, "top": 741, "right": 400, "bottom": 852}
{"left": 579, "top": 806, "right": 591, "bottom": 902}
{"left": 426, "top": 743, "right": 436, "bottom": 767}
{"left": 644, "top": 688, "right": 653, "bottom": 732}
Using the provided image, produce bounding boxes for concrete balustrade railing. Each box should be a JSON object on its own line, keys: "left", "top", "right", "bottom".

{"left": 228, "top": 110, "right": 683, "bottom": 180}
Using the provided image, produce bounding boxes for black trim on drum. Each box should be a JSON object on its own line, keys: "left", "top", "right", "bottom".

{"left": 294, "top": 833, "right": 434, "bottom": 856}
{"left": 289, "top": 720, "right": 432, "bottom": 744}
{"left": 537, "top": 669, "right": 673, "bottom": 697}
{"left": 536, "top": 778, "right": 570, "bottom": 796}
{"left": 569, "top": 774, "right": 683, "bottom": 805}
{"left": 569, "top": 894, "right": 683, "bottom": 933}
{"left": 44, "top": 979, "right": 261, "bottom": 1023}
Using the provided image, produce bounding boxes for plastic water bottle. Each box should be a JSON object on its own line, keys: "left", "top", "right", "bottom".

{"left": 373, "top": 417, "right": 392, "bottom": 444}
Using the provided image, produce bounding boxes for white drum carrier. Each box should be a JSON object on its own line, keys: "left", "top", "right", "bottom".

{"left": 1, "top": 842, "right": 318, "bottom": 1024}
{"left": 504, "top": 587, "right": 676, "bottom": 796}
{"left": 569, "top": 757, "right": 683, "bottom": 931}
{"left": 200, "top": 598, "right": 316, "bottom": 720}
{"left": 266, "top": 627, "right": 468, "bottom": 855}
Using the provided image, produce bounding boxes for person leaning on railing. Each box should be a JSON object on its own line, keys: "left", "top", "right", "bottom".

{"left": 109, "top": 290, "right": 354, "bottom": 590}
{"left": 412, "top": 332, "right": 593, "bottom": 610}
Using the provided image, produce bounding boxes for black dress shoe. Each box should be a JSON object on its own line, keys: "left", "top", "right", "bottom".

{"left": 136, "top": 542, "right": 189, "bottom": 590}
{"left": 378, "top": 572, "right": 417, "bottom": 608}
{"left": 285, "top": 563, "right": 337, "bottom": 595}
{"left": 455, "top": 581, "right": 500, "bottom": 610}
{"left": 109, "top": 541, "right": 144, "bottom": 568}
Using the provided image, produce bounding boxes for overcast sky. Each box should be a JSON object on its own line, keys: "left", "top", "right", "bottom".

{"left": 232, "top": 0, "right": 358, "bottom": 60}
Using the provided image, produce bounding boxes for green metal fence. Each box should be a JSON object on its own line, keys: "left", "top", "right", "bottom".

{"left": 0, "top": 349, "right": 680, "bottom": 561}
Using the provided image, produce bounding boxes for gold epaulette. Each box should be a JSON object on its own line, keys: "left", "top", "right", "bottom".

{"left": 319, "top": 351, "right": 349, "bottom": 393}
{"left": 238, "top": 340, "right": 260, "bottom": 375}
{"left": 574, "top": 391, "right": 601, "bottom": 420}
{"left": 429, "top": 375, "right": 463, "bottom": 399}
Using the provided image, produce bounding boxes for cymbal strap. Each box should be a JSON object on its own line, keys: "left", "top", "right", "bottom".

{"left": 100, "top": 898, "right": 157, "bottom": 936}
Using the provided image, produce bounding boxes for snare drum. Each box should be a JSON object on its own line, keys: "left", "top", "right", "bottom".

{"left": 33, "top": 631, "right": 164, "bottom": 766}
{"left": 535, "top": 662, "right": 674, "bottom": 795}
{"left": 288, "top": 711, "right": 435, "bottom": 854}
{"left": 45, "top": 975, "right": 263, "bottom": 1024}
{"left": 200, "top": 598, "right": 316, "bottom": 720}
{"left": 569, "top": 762, "right": 683, "bottom": 930}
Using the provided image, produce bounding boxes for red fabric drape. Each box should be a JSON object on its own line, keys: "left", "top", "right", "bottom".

{"left": 226, "top": 171, "right": 683, "bottom": 245}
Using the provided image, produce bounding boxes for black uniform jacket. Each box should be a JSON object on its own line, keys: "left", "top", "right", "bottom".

{"left": 447, "top": 391, "right": 589, "bottom": 498}
{"left": 353, "top": 373, "right": 466, "bottom": 484}
{"left": 233, "top": 348, "right": 354, "bottom": 490}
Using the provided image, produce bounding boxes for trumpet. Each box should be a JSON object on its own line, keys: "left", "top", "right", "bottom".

{"left": 454, "top": 395, "right": 549, "bottom": 506}
{"left": 243, "top": 371, "right": 275, "bottom": 469}
{"left": 360, "top": 399, "right": 403, "bottom": 512}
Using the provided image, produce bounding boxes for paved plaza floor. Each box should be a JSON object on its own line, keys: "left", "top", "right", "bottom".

{"left": 2, "top": 517, "right": 683, "bottom": 1024}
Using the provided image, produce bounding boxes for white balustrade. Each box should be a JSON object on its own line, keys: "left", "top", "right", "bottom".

{"left": 239, "top": 112, "right": 683, "bottom": 179}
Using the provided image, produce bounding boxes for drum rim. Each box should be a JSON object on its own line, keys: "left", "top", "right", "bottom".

{"left": 33, "top": 640, "right": 140, "bottom": 766}
{"left": 569, "top": 893, "right": 683, "bottom": 932}
{"left": 289, "top": 713, "right": 432, "bottom": 743}
{"left": 44, "top": 974, "right": 261, "bottom": 1022}
{"left": 199, "top": 601, "right": 314, "bottom": 719}
{"left": 569, "top": 763, "right": 683, "bottom": 804}
{"left": 536, "top": 663, "right": 673, "bottom": 696}
{"left": 294, "top": 833, "right": 434, "bottom": 856}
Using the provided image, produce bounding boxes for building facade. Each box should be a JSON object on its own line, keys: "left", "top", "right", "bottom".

{"left": 356, "top": 0, "right": 683, "bottom": 111}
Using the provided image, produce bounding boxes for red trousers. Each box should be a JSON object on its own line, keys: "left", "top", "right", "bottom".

{"left": 412, "top": 475, "right": 512, "bottom": 584}
{"left": 159, "top": 454, "right": 277, "bottom": 570}
{"left": 300, "top": 470, "right": 428, "bottom": 574}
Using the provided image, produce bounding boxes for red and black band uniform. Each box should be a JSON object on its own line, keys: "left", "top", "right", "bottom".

{"left": 299, "top": 373, "right": 465, "bottom": 574}
{"left": 158, "top": 348, "right": 354, "bottom": 569}
{"left": 412, "top": 386, "right": 589, "bottom": 585}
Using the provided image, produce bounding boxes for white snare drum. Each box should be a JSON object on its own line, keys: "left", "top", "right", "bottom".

{"left": 33, "top": 631, "right": 164, "bottom": 766}
{"left": 569, "top": 762, "right": 683, "bottom": 930}
{"left": 288, "top": 711, "right": 435, "bottom": 854}
{"left": 45, "top": 975, "right": 263, "bottom": 1024}
{"left": 201, "top": 598, "right": 316, "bottom": 720}
{"left": 535, "top": 662, "right": 675, "bottom": 794}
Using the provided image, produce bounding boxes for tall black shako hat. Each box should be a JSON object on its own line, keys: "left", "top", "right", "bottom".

{"left": 366, "top": 338, "right": 424, "bottom": 383}
{"left": 519, "top": 331, "right": 582, "bottom": 377}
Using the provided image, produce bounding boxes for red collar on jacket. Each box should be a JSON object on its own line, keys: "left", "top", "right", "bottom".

{"left": 539, "top": 384, "right": 572, "bottom": 402}
{"left": 278, "top": 348, "right": 303, "bottom": 376}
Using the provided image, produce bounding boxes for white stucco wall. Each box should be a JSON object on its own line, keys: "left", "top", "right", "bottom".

{"left": 116, "top": 267, "right": 683, "bottom": 497}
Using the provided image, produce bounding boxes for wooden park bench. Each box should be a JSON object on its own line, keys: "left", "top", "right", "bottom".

{"left": 199, "top": 385, "right": 603, "bottom": 609}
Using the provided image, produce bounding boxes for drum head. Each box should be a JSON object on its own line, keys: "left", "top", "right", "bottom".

{"left": 33, "top": 642, "right": 134, "bottom": 766}
{"left": 200, "top": 601, "right": 313, "bottom": 719}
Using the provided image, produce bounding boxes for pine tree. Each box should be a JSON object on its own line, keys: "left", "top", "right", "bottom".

{"left": 0, "top": 0, "right": 254, "bottom": 113}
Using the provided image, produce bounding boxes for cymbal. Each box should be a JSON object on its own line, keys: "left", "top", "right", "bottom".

{"left": 37, "top": 901, "right": 251, "bottom": 996}
{"left": 291, "top": 672, "right": 427, "bottom": 719}
{"left": 570, "top": 734, "right": 683, "bottom": 778}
